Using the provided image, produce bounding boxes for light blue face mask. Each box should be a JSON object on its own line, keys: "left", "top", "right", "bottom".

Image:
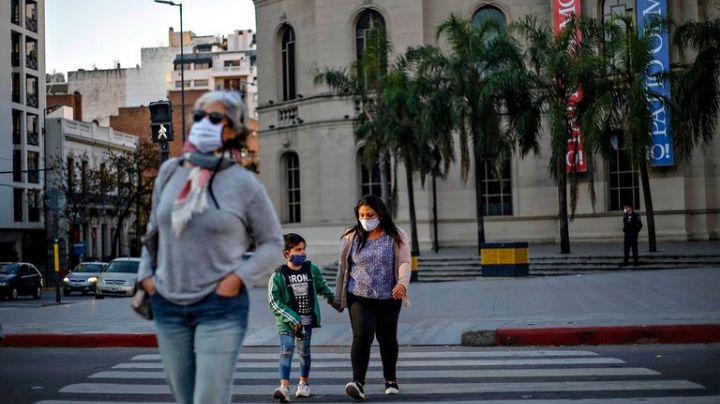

{"left": 360, "top": 218, "right": 380, "bottom": 232}
{"left": 188, "top": 117, "right": 223, "bottom": 153}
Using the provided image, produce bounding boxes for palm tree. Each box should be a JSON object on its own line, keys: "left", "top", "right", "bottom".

{"left": 510, "top": 16, "right": 601, "bottom": 254}
{"left": 672, "top": 15, "right": 720, "bottom": 159}
{"left": 579, "top": 15, "right": 672, "bottom": 253}
{"left": 314, "top": 27, "right": 393, "bottom": 205}
{"left": 432, "top": 14, "right": 537, "bottom": 253}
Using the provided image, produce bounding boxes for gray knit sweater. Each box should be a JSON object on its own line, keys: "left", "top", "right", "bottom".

{"left": 138, "top": 158, "right": 284, "bottom": 305}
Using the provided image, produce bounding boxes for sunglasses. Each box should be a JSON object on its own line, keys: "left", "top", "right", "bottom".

{"left": 192, "top": 109, "right": 232, "bottom": 126}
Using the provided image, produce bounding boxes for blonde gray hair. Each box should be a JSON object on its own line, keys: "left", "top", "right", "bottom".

{"left": 193, "top": 90, "right": 246, "bottom": 129}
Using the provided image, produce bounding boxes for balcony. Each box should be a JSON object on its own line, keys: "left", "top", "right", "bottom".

{"left": 27, "top": 131, "right": 39, "bottom": 146}
{"left": 26, "top": 94, "right": 38, "bottom": 108}
{"left": 25, "top": 17, "right": 37, "bottom": 33}
{"left": 26, "top": 54, "right": 37, "bottom": 71}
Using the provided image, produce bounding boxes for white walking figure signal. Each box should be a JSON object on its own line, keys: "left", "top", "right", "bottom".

{"left": 158, "top": 124, "right": 168, "bottom": 141}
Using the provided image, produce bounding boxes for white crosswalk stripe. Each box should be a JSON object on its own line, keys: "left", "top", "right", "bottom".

{"left": 36, "top": 348, "right": 718, "bottom": 403}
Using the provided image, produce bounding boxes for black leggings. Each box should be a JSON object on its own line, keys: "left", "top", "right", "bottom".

{"left": 347, "top": 293, "right": 402, "bottom": 384}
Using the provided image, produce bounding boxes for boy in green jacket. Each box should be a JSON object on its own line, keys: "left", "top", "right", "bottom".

{"left": 268, "top": 233, "right": 340, "bottom": 402}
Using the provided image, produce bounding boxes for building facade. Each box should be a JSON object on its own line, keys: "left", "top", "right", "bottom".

{"left": 254, "top": 0, "right": 720, "bottom": 262}
{"left": 45, "top": 116, "right": 139, "bottom": 262}
{"left": 1, "top": 0, "right": 46, "bottom": 264}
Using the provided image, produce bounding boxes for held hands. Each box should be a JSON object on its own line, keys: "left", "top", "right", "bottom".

{"left": 331, "top": 300, "right": 344, "bottom": 313}
{"left": 215, "top": 273, "right": 244, "bottom": 297}
{"left": 391, "top": 283, "right": 407, "bottom": 300}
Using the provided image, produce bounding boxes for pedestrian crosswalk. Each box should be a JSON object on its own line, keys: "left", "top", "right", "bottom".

{"left": 35, "top": 348, "right": 719, "bottom": 403}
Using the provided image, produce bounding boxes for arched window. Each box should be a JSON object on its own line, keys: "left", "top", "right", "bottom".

{"left": 358, "top": 149, "right": 391, "bottom": 198}
{"left": 472, "top": 6, "right": 507, "bottom": 30}
{"left": 355, "top": 9, "right": 386, "bottom": 62}
{"left": 283, "top": 152, "right": 301, "bottom": 223}
{"left": 280, "top": 25, "right": 296, "bottom": 101}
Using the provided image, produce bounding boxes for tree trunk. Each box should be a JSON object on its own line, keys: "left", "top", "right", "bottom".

{"left": 405, "top": 158, "right": 420, "bottom": 256}
{"left": 110, "top": 216, "right": 123, "bottom": 259}
{"left": 432, "top": 173, "right": 439, "bottom": 253}
{"left": 639, "top": 161, "right": 657, "bottom": 252}
{"left": 558, "top": 155, "right": 571, "bottom": 254}
{"left": 473, "top": 148, "right": 486, "bottom": 254}
{"left": 378, "top": 150, "right": 391, "bottom": 204}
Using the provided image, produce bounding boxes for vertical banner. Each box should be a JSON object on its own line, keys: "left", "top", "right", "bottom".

{"left": 553, "top": 0, "right": 587, "bottom": 173}
{"left": 637, "top": 0, "right": 674, "bottom": 166}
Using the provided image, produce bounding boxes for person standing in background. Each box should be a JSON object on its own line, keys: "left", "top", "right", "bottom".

{"left": 622, "top": 204, "right": 643, "bottom": 266}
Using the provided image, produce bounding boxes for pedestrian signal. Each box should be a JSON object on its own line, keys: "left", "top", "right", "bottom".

{"left": 149, "top": 100, "right": 174, "bottom": 143}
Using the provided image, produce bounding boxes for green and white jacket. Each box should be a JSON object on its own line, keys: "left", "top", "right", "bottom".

{"left": 267, "top": 261, "right": 335, "bottom": 334}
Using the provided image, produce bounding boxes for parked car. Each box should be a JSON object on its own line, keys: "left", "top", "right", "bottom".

{"left": 63, "top": 262, "right": 107, "bottom": 296}
{"left": 95, "top": 258, "right": 141, "bottom": 299}
{"left": 0, "top": 262, "right": 43, "bottom": 300}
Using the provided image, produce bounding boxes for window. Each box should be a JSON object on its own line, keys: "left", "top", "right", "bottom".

{"left": 609, "top": 141, "right": 640, "bottom": 211}
{"left": 283, "top": 152, "right": 301, "bottom": 223}
{"left": 12, "top": 73, "right": 21, "bottom": 103}
{"left": 26, "top": 37, "right": 38, "bottom": 70}
{"left": 194, "top": 62, "right": 210, "bottom": 69}
{"left": 26, "top": 75, "right": 38, "bottom": 108}
{"left": 355, "top": 9, "right": 386, "bottom": 62}
{"left": 480, "top": 159, "right": 513, "bottom": 216}
{"left": 25, "top": 0, "right": 37, "bottom": 32}
{"left": 194, "top": 79, "right": 208, "bottom": 87}
{"left": 12, "top": 110, "right": 22, "bottom": 145}
{"left": 175, "top": 80, "right": 191, "bottom": 88}
{"left": 14, "top": 189, "right": 23, "bottom": 222}
{"left": 28, "top": 190, "right": 40, "bottom": 222}
{"left": 11, "top": 31, "right": 20, "bottom": 67}
{"left": 27, "top": 113, "right": 38, "bottom": 145}
{"left": 224, "top": 60, "right": 240, "bottom": 68}
{"left": 280, "top": 25, "right": 296, "bottom": 101}
{"left": 13, "top": 150, "right": 22, "bottom": 182}
{"left": 11, "top": 0, "right": 20, "bottom": 26}
{"left": 472, "top": 6, "right": 507, "bottom": 30}
{"left": 603, "top": 0, "right": 634, "bottom": 21}
{"left": 27, "top": 151, "right": 39, "bottom": 183}
{"left": 359, "top": 150, "right": 391, "bottom": 197}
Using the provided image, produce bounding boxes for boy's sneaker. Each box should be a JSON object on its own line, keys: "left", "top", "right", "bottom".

{"left": 345, "top": 381, "right": 365, "bottom": 400}
{"left": 385, "top": 381, "right": 400, "bottom": 395}
{"left": 273, "top": 385, "right": 291, "bottom": 402}
{"left": 295, "top": 382, "right": 311, "bottom": 398}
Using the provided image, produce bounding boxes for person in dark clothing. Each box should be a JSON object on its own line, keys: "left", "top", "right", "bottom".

{"left": 622, "top": 205, "right": 643, "bottom": 266}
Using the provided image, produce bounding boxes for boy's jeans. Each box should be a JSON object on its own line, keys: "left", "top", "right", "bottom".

{"left": 279, "top": 325, "right": 312, "bottom": 380}
{"left": 151, "top": 290, "right": 249, "bottom": 404}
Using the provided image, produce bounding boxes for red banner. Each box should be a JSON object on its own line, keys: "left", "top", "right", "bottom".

{"left": 553, "top": 0, "right": 587, "bottom": 173}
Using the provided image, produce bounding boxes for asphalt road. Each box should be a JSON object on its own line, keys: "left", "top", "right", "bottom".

{"left": 1, "top": 344, "right": 718, "bottom": 403}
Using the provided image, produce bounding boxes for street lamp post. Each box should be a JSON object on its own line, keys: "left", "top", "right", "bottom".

{"left": 154, "top": 0, "right": 186, "bottom": 143}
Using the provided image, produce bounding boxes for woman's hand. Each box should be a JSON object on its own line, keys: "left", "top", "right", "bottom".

{"left": 140, "top": 277, "right": 156, "bottom": 296}
{"left": 216, "top": 273, "right": 244, "bottom": 297}
{"left": 391, "top": 283, "right": 407, "bottom": 300}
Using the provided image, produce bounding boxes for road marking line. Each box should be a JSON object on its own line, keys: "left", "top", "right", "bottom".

{"left": 59, "top": 379, "right": 704, "bottom": 395}
{"left": 129, "top": 350, "right": 599, "bottom": 361}
{"left": 91, "top": 367, "right": 660, "bottom": 380}
{"left": 114, "top": 357, "right": 625, "bottom": 369}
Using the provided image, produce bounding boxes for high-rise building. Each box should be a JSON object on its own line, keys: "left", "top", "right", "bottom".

{"left": 1, "top": 0, "right": 46, "bottom": 264}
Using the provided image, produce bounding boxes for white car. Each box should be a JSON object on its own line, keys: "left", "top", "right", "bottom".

{"left": 95, "top": 257, "right": 141, "bottom": 298}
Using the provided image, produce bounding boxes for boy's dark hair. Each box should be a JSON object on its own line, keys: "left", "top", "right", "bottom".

{"left": 283, "top": 233, "right": 306, "bottom": 252}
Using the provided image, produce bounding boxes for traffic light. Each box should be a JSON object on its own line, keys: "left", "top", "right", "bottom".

{"left": 149, "top": 100, "right": 174, "bottom": 143}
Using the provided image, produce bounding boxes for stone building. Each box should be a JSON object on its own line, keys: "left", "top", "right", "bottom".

{"left": 254, "top": 0, "right": 719, "bottom": 262}
{"left": 0, "top": 0, "right": 46, "bottom": 265}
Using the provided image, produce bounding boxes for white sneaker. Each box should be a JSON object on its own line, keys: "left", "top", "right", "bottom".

{"left": 273, "top": 385, "right": 291, "bottom": 402}
{"left": 345, "top": 381, "right": 365, "bottom": 400}
{"left": 295, "top": 382, "right": 311, "bottom": 398}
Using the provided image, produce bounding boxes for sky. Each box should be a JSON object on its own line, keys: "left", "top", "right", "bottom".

{"left": 45, "top": 0, "right": 256, "bottom": 77}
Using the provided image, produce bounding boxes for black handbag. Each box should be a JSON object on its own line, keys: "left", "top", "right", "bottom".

{"left": 131, "top": 161, "right": 178, "bottom": 320}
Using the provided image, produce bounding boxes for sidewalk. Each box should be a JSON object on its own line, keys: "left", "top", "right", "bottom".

{"left": 2, "top": 265, "right": 719, "bottom": 347}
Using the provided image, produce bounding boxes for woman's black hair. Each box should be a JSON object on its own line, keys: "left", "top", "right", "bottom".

{"left": 342, "top": 194, "right": 402, "bottom": 251}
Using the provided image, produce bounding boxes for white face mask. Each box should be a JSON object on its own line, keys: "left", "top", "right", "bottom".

{"left": 360, "top": 218, "right": 380, "bottom": 232}
{"left": 188, "top": 117, "right": 223, "bottom": 153}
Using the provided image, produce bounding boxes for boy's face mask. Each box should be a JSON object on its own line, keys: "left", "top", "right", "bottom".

{"left": 289, "top": 254, "right": 306, "bottom": 266}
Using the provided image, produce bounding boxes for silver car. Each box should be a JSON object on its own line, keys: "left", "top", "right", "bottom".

{"left": 95, "top": 258, "right": 141, "bottom": 298}
{"left": 63, "top": 262, "right": 106, "bottom": 296}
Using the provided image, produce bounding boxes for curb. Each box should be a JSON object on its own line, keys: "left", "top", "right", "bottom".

{"left": 462, "top": 324, "right": 720, "bottom": 346}
{"left": 3, "top": 324, "right": 720, "bottom": 348}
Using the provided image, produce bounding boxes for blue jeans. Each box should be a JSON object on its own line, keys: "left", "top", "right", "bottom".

{"left": 150, "top": 290, "right": 249, "bottom": 404}
{"left": 279, "top": 325, "right": 312, "bottom": 380}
